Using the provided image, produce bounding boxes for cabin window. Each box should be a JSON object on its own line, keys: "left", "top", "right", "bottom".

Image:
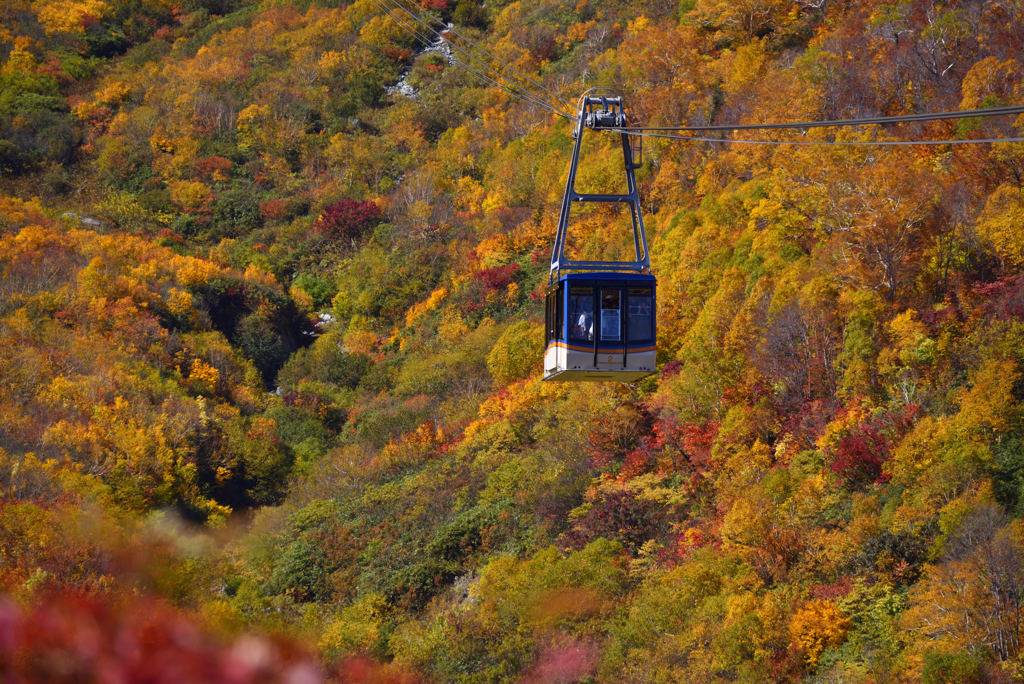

{"left": 545, "top": 289, "right": 564, "bottom": 344}
{"left": 545, "top": 290, "right": 560, "bottom": 345}
{"left": 600, "top": 290, "right": 620, "bottom": 341}
{"left": 568, "top": 287, "right": 594, "bottom": 342}
{"left": 627, "top": 288, "right": 653, "bottom": 342}
{"left": 555, "top": 290, "right": 562, "bottom": 341}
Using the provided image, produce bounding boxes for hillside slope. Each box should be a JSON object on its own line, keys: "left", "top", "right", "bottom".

{"left": 5, "top": 0, "right": 1024, "bottom": 681}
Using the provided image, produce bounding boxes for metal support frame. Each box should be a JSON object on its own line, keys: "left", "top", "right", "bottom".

{"left": 549, "top": 88, "right": 650, "bottom": 281}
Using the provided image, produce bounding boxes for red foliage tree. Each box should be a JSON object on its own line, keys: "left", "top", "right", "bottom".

{"left": 830, "top": 405, "right": 919, "bottom": 488}
{"left": 462, "top": 264, "right": 520, "bottom": 314}
{"left": 831, "top": 429, "right": 890, "bottom": 487}
{"left": 259, "top": 198, "right": 291, "bottom": 221}
{"left": 473, "top": 264, "right": 520, "bottom": 292}
{"left": 559, "top": 489, "right": 666, "bottom": 555}
{"left": 314, "top": 200, "right": 383, "bottom": 246}
{"left": 194, "top": 156, "right": 232, "bottom": 182}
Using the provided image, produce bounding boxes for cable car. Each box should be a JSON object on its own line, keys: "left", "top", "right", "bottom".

{"left": 544, "top": 90, "right": 657, "bottom": 382}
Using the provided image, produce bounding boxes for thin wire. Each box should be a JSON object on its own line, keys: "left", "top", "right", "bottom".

{"left": 453, "top": 58, "right": 573, "bottom": 119}
{"left": 612, "top": 105, "right": 1024, "bottom": 132}
{"left": 615, "top": 129, "right": 1024, "bottom": 146}
{"left": 372, "top": 0, "right": 571, "bottom": 118}
{"left": 371, "top": 0, "right": 443, "bottom": 56}
{"left": 392, "top": 0, "right": 576, "bottom": 111}
{"left": 376, "top": 0, "right": 1024, "bottom": 142}
{"left": 383, "top": 0, "right": 570, "bottom": 118}
{"left": 381, "top": 0, "right": 570, "bottom": 119}
{"left": 386, "top": 0, "right": 575, "bottom": 116}
{"left": 372, "top": 0, "right": 520, "bottom": 106}
{"left": 456, "top": 62, "right": 574, "bottom": 121}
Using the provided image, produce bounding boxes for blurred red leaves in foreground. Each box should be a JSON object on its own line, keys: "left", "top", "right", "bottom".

{"left": 518, "top": 638, "right": 598, "bottom": 684}
{"left": 0, "top": 593, "right": 425, "bottom": 684}
{"left": 0, "top": 592, "right": 319, "bottom": 684}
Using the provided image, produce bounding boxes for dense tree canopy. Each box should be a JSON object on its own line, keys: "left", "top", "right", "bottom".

{"left": 5, "top": 0, "right": 1024, "bottom": 680}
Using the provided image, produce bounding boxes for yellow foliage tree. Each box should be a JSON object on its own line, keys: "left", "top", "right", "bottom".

{"left": 486, "top": 321, "right": 544, "bottom": 386}
{"left": 976, "top": 184, "right": 1024, "bottom": 268}
{"left": 959, "top": 57, "right": 1021, "bottom": 110}
{"left": 169, "top": 180, "right": 212, "bottom": 214}
{"left": 790, "top": 599, "right": 852, "bottom": 667}
{"left": 891, "top": 359, "right": 1018, "bottom": 490}
{"left": 35, "top": 0, "right": 111, "bottom": 35}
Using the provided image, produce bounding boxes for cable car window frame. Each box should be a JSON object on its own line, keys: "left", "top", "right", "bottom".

{"left": 545, "top": 288, "right": 563, "bottom": 345}
{"left": 600, "top": 289, "right": 621, "bottom": 342}
{"left": 627, "top": 287, "right": 653, "bottom": 343}
{"left": 556, "top": 290, "right": 562, "bottom": 342}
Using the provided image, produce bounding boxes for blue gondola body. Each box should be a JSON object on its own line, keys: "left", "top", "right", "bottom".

{"left": 544, "top": 272, "right": 656, "bottom": 382}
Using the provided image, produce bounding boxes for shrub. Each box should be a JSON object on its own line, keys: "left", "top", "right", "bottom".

{"left": 292, "top": 273, "right": 336, "bottom": 308}
{"left": 277, "top": 335, "right": 372, "bottom": 391}
{"left": 262, "top": 536, "right": 334, "bottom": 602}
{"left": 475, "top": 264, "right": 520, "bottom": 292}
{"left": 259, "top": 198, "right": 291, "bottom": 221}
{"left": 487, "top": 321, "right": 543, "bottom": 385}
{"left": 462, "top": 264, "right": 521, "bottom": 316}
{"left": 559, "top": 489, "right": 666, "bottom": 555}
{"left": 830, "top": 406, "right": 917, "bottom": 488}
{"left": 992, "top": 435, "right": 1024, "bottom": 515}
{"left": 235, "top": 313, "right": 288, "bottom": 381}
{"left": 211, "top": 183, "right": 262, "bottom": 235}
{"left": 314, "top": 200, "right": 383, "bottom": 247}
{"left": 0, "top": 140, "right": 24, "bottom": 176}
{"left": 229, "top": 416, "right": 293, "bottom": 506}
{"left": 789, "top": 600, "right": 852, "bottom": 668}
{"left": 921, "top": 651, "right": 985, "bottom": 684}
{"left": 195, "top": 155, "right": 232, "bottom": 182}
{"left": 452, "top": 0, "right": 487, "bottom": 27}
{"left": 427, "top": 504, "right": 504, "bottom": 561}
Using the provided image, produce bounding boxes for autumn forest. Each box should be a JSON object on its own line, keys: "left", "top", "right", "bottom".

{"left": 3, "top": 0, "right": 1024, "bottom": 680}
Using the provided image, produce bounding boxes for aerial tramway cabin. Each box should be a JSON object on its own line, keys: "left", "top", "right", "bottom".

{"left": 544, "top": 272, "right": 656, "bottom": 381}
{"left": 543, "top": 89, "right": 658, "bottom": 382}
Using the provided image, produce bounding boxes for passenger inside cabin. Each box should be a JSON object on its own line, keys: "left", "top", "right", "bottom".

{"left": 576, "top": 297, "right": 594, "bottom": 341}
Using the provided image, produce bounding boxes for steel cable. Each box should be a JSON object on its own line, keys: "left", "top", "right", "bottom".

{"left": 371, "top": 0, "right": 569, "bottom": 117}
{"left": 611, "top": 105, "right": 1024, "bottom": 133}
{"left": 614, "top": 129, "right": 1024, "bottom": 146}
{"left": 383, "top": 0, "right": 570, "bottom": 118}
{"left": 385, "top": 0, "right": 575, "bottom": 117}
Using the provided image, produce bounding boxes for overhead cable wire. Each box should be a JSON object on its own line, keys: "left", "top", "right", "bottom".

{"left": 371, "top": 0, "right": 565, "bottom": 116}
{"left": 374, "top": 0, "right": 1024, "bottom": 142}
{"left": 379, "top": 0, "right": 570, "bottom": 119}
{"left": 390, "top": 0, "right": 576, "bottom": 112}
{"left": 382, "top": 0, "right": 571, "bottom": 118}
{"left": 614, "top": 129, "right": 1024, "bottom": 146}
{"left": 452, "top": 58, "right": 574, "bottom": 119}
{"left": 452, "top": 61, "right": 575, "bottom": 120}
{"left": 385, "top": 0, "right": 575, "bottom": 117}
{"left": 611, "top": 105, "right": 1024, "bottom": 133}
{"left": 372, "top": 0, "right": 570, "bottom": 118}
